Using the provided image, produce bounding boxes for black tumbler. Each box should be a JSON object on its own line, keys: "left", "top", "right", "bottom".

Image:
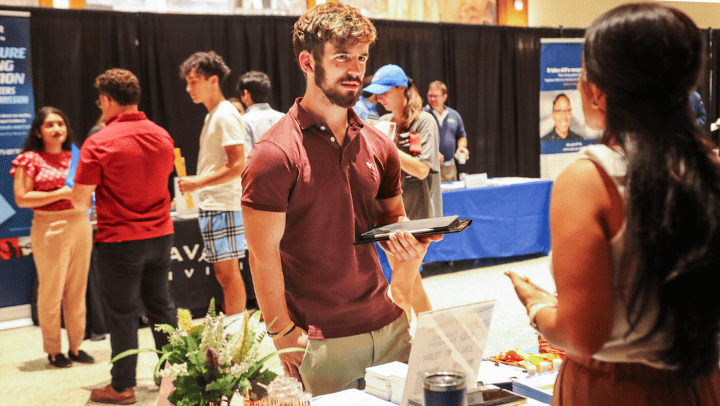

{"left": 423, "top": 371, "right": 467, "bottom": 406}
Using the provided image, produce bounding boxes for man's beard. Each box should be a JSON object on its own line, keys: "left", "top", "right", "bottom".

{"left": 315, "top": 61, "right": 361, "bottom": 108}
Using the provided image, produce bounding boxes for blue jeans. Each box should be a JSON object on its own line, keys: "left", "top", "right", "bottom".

{"left": 94, "top": 234, "right": 176, "bottom": 389}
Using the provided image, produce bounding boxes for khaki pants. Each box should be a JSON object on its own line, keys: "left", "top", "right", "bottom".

{"left": 299, "top": 314, "right": 412, "bottom": 396}
{"left": 31, "top": 209, "right": 92, "bottom": 355}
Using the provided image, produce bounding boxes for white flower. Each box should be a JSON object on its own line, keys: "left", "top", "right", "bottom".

{"left": 218, "top": 331, "right": 245, "bottom": 366}
{"left": 228, "top": 362, "right": 252, "bottom": 378}
{"left": 158, "top": 362, "right": 189, "bottom": 378}
{"left": 200, "top": 312, "right": 225, "bottom": 353}
{"left": 169, "top": 331, "right": 188, "bottom": 346}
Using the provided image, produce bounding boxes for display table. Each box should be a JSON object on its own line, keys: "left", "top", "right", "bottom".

{"left": 311, "top": 360, "right": 549, "bottom": 405}
{"left": 377, "top": 178, "right": 553, "bottom": 280}
{"left": 427, "top": 179, "right": 552, "bottom": 262}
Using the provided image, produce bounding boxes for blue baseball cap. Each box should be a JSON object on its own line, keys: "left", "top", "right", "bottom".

{"left": 363, "top": 64, "right": 408, "bottom": 95}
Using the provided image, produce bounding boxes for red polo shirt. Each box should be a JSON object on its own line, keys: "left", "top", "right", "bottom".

{"left": 75, "top": 112, "right": 174, "bottom": 243}
{"left": 241, "top": 99, "right": 404, "bottom": 339}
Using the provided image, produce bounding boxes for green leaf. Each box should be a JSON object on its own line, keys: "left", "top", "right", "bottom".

{"left": 187, "top": 349, "right": 205, "bottom": 367}
{"left": 155, "top": 324, "right": 178, "bottom": 335}
{"left": 172, "top": 388, "right": 203, "bottom": 406}
{"left": 110, "top": 348, "right": 161, "bottom": 363}
{"left": 249, "top": 309, "right": 263, "bottom": 324}
{"left": 167, "top": 351, "right": 185, "bottom": 365}
{"left": 265, "top": 316, "right": 278, "bottom": 332}
{"left": 205, "top": 375, "right": 234, "bottom": 394}
{"left": 254, "top": 368, "right": 278, "bottom": 385}
{"left": 153, "top": 351, "right": 175, "bottom": 382}
{"left": 208, "top": 297, "right": 216, "bottom": 317}
{"left": 186, "top": 333, "right": 199, "bottom": 352}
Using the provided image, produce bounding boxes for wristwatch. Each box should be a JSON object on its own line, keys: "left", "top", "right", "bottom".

{"left": 526, "top": 302, "right": 556, "bottom": 329}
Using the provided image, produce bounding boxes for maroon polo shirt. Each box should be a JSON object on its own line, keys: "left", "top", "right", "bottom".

{"left": 241, "top": 99, "right": 404, "bottom": 339}
{"left": 75, "top": 111, "right": 174, "bottom": 243}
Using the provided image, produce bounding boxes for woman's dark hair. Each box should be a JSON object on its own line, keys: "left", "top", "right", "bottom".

{"left": 397, "top": 79, "right": 423, "bottom": 133}
{"left": 23, "top": 107, "right": 73, "bottom": 153}
{"left": 584, "top": 3, "right": 720, "bottom": 378}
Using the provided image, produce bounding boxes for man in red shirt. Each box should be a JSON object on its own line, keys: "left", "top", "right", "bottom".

{"left": 241, "top": 3, "right": 441, "bottom": 396}
{"left": 72, "top": 68, "right": 176, "bottom": 405}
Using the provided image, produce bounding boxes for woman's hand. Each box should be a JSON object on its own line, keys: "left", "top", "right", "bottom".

{"left": 505, "top": 270, "right": 557, "bottom": 308}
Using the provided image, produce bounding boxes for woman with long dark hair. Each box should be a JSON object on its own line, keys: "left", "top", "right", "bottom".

{"left": 507, "top": 4, "right": 720, "bottom": 404}
{"left": 10, "top": 107, "right": 94, "bottom": 368}
{"left": 364, "top": 64, "right": 441, "bottom": 320}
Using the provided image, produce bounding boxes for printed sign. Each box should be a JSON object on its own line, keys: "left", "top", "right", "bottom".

{"left": 0, "top": 11, "right": 35, "bottom": 238}
{"left": 401, "top": 300, "right": 495, "bottom": 406}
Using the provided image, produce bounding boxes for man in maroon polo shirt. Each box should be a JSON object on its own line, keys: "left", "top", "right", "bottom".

{"left": 241, "top": 3, "right": 441, "bottom": 396}
{"left": 71, "top": 68, "right": 176, "bottom": 405}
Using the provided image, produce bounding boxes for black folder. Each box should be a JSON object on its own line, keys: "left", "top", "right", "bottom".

{"left": 354, "top": 215, "right": 472, "bottom": 245}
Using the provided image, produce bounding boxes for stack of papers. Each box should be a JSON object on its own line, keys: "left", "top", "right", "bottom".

{"left": 389, "top": 374, "right": 406, "bottom": 404}
{"left": 364, "top": 361, "right": 408, "bottom": 404}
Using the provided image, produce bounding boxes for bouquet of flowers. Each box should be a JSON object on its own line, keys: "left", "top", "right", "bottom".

{"left": 112, "top": 299, "right": 291, "bottom": 406}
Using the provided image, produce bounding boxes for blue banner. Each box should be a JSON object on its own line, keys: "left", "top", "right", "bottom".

{"left": 539, "top": 38, "right": 599, "bottom": 180}
{"left": 540, "top": 40, "right": 584, "bottom": 92}
{"left": 0, "top": 11, "right": 35, "bottom": 239}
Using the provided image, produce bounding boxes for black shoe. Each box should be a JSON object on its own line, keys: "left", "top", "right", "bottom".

{"left": 68, "top": 349, "right": 95, "bottom": 364}
{"left": 89, "top": 333, "right": 107, "bottom": 342}
{"left": 48, "top": 353, "right": 72, "bottom": 368}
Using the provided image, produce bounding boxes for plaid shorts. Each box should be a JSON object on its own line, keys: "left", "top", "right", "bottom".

{"left": 198, "top": 210, "right": 247, "bottom": 263}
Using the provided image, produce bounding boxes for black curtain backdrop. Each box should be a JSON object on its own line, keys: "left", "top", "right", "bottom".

{"left": 3, "top": 6, "right": 717, "bottom": 183}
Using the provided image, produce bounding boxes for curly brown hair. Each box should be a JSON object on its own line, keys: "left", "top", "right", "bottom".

{"left": 293, "top": 3, "right": 377, "bottom": 66}
{"left": 179, "top": 51, "right": 231, "bottom": 82}
{"left": 94, "top": 68, "right": 141, "bottom": 106}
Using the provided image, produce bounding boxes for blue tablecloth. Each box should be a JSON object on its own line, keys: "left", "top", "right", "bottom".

{"left": 377, "top": 179, "right": 553, "bottom": 280}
